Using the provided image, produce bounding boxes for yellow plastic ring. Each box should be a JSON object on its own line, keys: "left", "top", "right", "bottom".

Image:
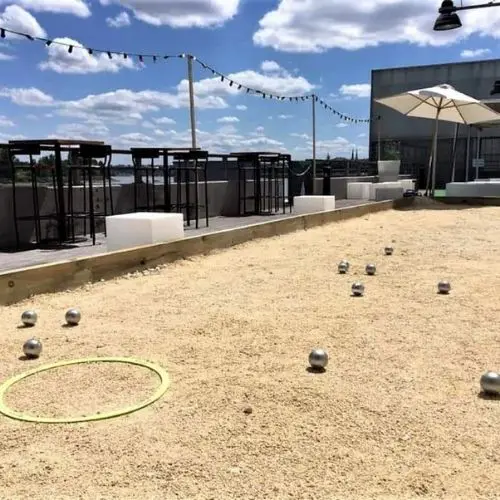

{"left": 0, "top": 357, "right": 170, "bottom": 424}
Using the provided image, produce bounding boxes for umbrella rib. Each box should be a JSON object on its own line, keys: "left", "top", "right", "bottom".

{"left": 454, "top": 104, "right": 467, "bottom": 124}
{"left": 405, "top": 95, "right": 434, "bottom": 116}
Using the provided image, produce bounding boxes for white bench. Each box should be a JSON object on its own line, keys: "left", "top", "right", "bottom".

{"left": 347, "top": 182, "right": 372, "bottom": 200}
{"left": 373, "top": 187, "right": 404, "bottom": 201}
{"left": 293, "top": 195, "right": 336, "bottom": 214}
{"left": 106, "top": 212, "right": 184, "bottom": 252}
{"left": 446, "top": 181, "right": 500, "bottom": 197}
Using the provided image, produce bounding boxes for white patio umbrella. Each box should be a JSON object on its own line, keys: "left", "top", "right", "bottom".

{"left": 375, "top": 84, "right": 500, "bottom": 195}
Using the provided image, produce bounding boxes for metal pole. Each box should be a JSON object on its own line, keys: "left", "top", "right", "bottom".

{"left": 377, "top": 116, "right": 381, "bottom": 161}
{"left": 431, "top": 107, "right": 441, "bottom": 196}
{"left": 187, "top": 55, "right": 197, "bottom": 150}
{"left": 450, "top": 122, "right": 459, "bottom": 182}
{"left": 475, "top": 127, "right": 482, "bottom": 180}
{"left": 312, "top": 94, "right": 316, "bottom": 194}
{"left": 465, "top": 125, "right": 471, "bottom": 181}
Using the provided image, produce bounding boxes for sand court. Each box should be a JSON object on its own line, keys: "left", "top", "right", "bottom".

{"left": 0, "top": 205, "right": 498, "bottom": 499}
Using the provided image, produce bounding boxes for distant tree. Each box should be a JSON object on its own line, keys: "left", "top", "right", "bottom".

{"left": 326, "top": 152, "right": 331, "bottom": 161}
{"left": 38, "top": 154, "right": 55, "bottom": 167}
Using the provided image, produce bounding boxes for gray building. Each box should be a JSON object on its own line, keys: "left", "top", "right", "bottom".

{"left": 369, "top": 59, "right": 500, "bottom": 188}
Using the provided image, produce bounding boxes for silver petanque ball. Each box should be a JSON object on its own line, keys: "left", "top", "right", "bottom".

{"left": 21, "top": 310, "right": 37, "bottom": 327}
{"left": 384, "top": 247, "right": 394, "bottom": 256}
{"left": 309, "top": 349, "right": 329, "bottom": 370}
{"left": 65, "top": 308, "right": 81, "bottom": 326}
{"left": 23, "top": 338, "right": 42, "bottom": 359}
{"left": 352, "top": 281, "right": 365, "bottom": 296}
{"left": 338, "top": 261, "right": 348, "bottom": 274}
{"left": 365, "top": 263, "right": 377, "bottom": 276}
{"left": 480, "top": 371, "right": 500, "bottom": 395}
{"left": 437, "top": 281, "right": 451, "bottom": 294}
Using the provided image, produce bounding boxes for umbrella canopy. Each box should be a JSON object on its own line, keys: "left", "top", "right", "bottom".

{"left": 375, "top": 84, "right": 500, "bottom": 124}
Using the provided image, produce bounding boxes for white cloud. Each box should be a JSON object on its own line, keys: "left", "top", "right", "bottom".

{"left": 116, "top": 132, "right": 155, "bottom": 146}
{"left": 290, "top": 132, "right": 309, "bottom": 140}
{"left": 339, "top": 83, "right": 371, "bottom": 98}
{"left": 0, "top": 115, "right": 14, "bottom": 127}
{"left": 0, "top": 52, "right": 14, "bottom": 60}
{"left": 99, "top": 0, "right": 240, "bottom": 27}
{"left": 0, "top": 5, "right": 46, "bottom": 39}
{"left": 179, "top": 68, "right": 314, "bottom": 98}
{"left": 261, "top": 60, "right": 282, "bottom": 72}
{"left": 460, "top": 48, "right": 491, "bottom": 59}
{"left": 52, "top": 122, "right": 110, "bottom": 141}
{"left": 253, "top": 0, "right": 500, "bottom": 52}
{"left": 154, "top": 116, "right": 176, "bottom": 125}
{"left": 358, "top": 133, "right": 366, "bottom": 138}
{"left": 236, "top": 104, "right": 247, "bottom": 111}
{"left": 336, "top": 123, "right": 348, "bottom": 128}
{"left": 0, "top": 132, "right": 25, "bottom": 141}
{"left": 278, "top": 114, "right": 293, "bottom": 119}
{"left": 0, "top": 0, "right": 90, "bottom": 17}
{"left": 0, "top": 85, "right": 228, "bottom": 125}
{"left": 253, "top": 126, "right": 265, "bottom": 135}
{"left": 111, "top": 126, "right": 286, "bottom": 154}
{"left": 106, "top": 11, "right": 131, "bottom": 28}
{"left": 39, "top": 37, "right": 137, "bottom": 74}
{"left": 0, "top": 87, "right": 54, "bottom": 106}
{"left": 57, "top": 88, "right": 227, "bottom": 123}
{"left": 217, "top": 116, "right": 239, "bottom": 123}
{"left": 295, "top": 136, "right": 366, "bottom": 158}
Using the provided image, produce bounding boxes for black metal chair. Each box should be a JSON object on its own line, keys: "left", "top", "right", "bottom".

{"left": 131, "top": 148, "right": 169, "bottom": 212}
{"left": 9, "top": 142, "right": 61, "bottom": 249}
{"left": 66, "top": 144, "right": 113, "bottom": 245}
{"left": 170, "top": 150, "right": 209, "bottom": 228}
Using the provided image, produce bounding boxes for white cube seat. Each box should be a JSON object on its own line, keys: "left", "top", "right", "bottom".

{"left": 293, "top": 195, "right": 336, "bottom": 214}
{"left": 400, "top": 179, "right": 416, "bottom": 191}
{"left": 446, "top": 181, "right": 500, "bottom": 197}
{"left": 369, "top": 182, "right": 403, "bottom": 200}
{"left": 106, "top": 212, "right": 184, "bottom": 252}
{"left": 347, "top": 182, "right": 372, "bottom": 200}
{"left": 373, "top": 187, "right": 404, "bottom": 201}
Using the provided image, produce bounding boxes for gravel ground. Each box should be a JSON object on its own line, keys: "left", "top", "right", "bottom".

{"left": 0, "top": 206, "right": 498, "bottom": 500}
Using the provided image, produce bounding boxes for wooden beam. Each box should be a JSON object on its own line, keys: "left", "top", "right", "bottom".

{"left": 0, "top": 201, "right": 396, "bottom": 305}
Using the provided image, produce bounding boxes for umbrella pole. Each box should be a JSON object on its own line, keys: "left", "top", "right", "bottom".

{"left": 425, "top": 151, "right": 432, "bottom": 196}
{"left": 465, "top": 125, "right": 471, "bottom": 182}
{"left": 450, "top": 123, "right": 459, "bottom": 183}
{"left": 431, "top": 110, "right": 441, "bottom": 196}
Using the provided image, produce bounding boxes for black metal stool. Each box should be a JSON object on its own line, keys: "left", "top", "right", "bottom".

{"left": 170, "top": 150, "right": 209, "bottom": 228}
{"left": 131, "top": 148, "right": 169, "bottom": 212}
{"left": 9, "top": 142, "right": 61, "bottom": 248}
{"left": 66, "top": 144, "right": 113, "bottom": 245}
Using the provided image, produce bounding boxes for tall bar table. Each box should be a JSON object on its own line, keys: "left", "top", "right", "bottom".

{"left": 9, "top": 139, "right": 105, "bottom": 244}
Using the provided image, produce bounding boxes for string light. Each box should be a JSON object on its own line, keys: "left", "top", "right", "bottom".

{"left": 0, "top": 25, "right": 377, "bottom": 123}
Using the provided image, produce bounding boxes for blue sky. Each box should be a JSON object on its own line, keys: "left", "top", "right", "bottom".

{"left": 0, "top": 0, "right": 499, "bottom": 161}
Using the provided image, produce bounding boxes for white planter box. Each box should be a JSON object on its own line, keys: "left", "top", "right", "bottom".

{"left": 293, "top": 195, "right": 336, "bottom": 214}
{"left": 347, "top": 182, "right": 372, "bottom": 200}
{"left": 378, "top": 160, "right": 401, "bottom": 182}
{"left": 106, "top": 212, "right": 184, "bottom": 252}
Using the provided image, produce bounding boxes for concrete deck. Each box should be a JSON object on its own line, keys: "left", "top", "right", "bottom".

{"left": 0, "top": 200, "right": 368, "bottom": 272}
